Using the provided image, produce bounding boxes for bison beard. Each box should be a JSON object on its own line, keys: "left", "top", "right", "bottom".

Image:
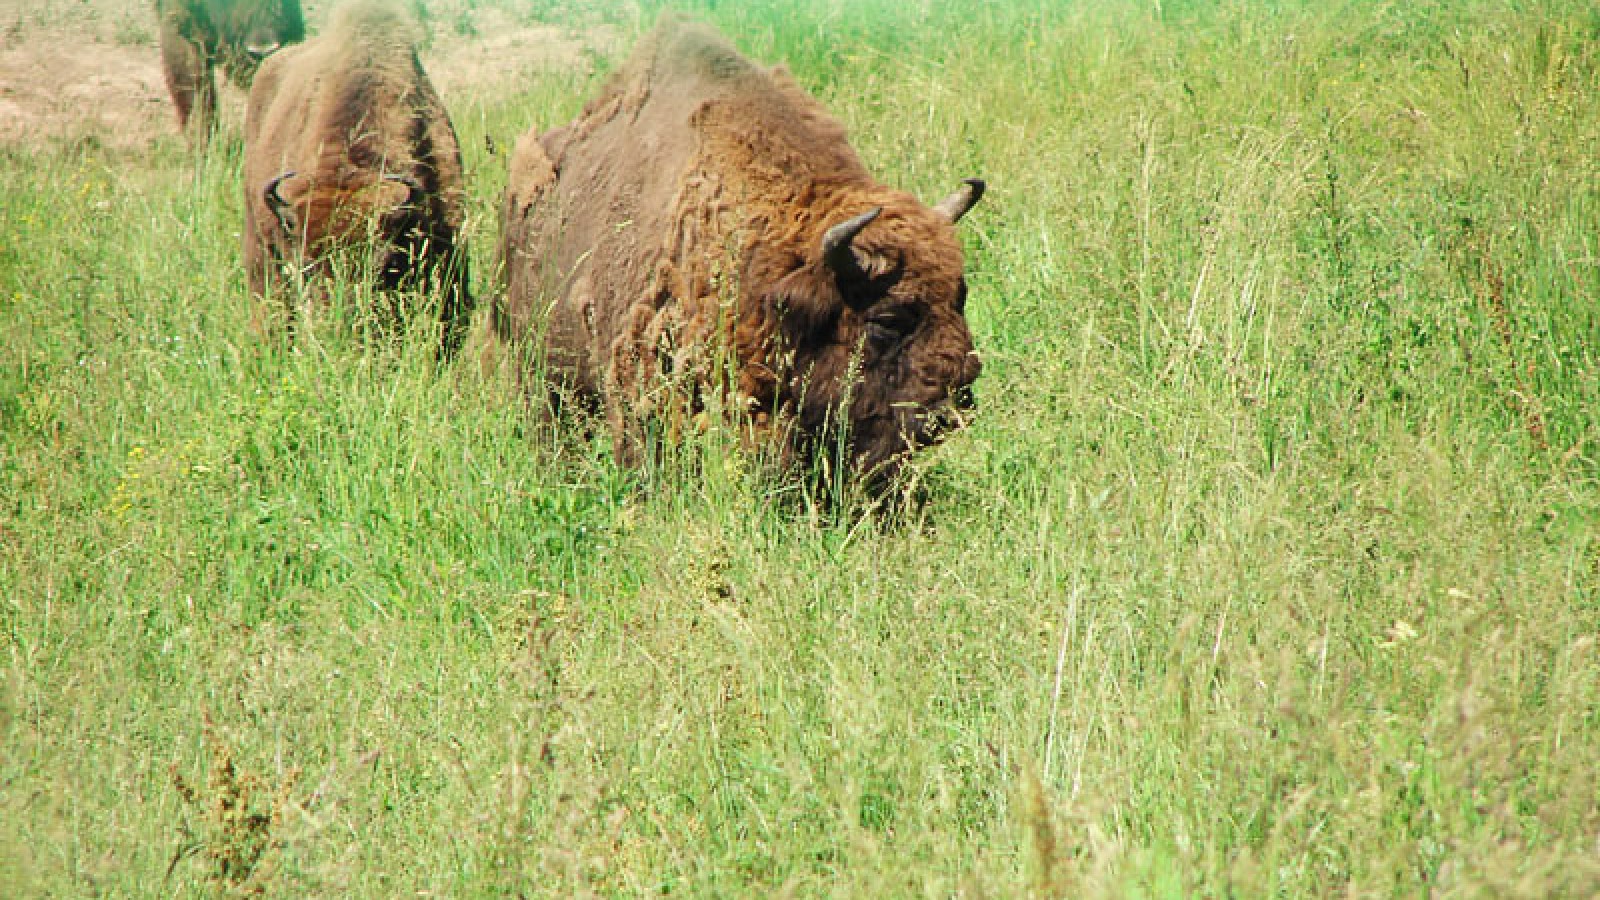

{"left": 241, "top": 0, "right": 471, "bottom": 356}
{"left": 497, "top": 16, "right": 985, "bottom": 485}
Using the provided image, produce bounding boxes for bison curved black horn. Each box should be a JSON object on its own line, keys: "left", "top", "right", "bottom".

{"left": 932, "top": 178, "right": 986, "bottom": 224}
{"left": 821, "top": 207, "right": 882, "bottom": 281}
{"left": 264, "top": 172, "right": 297, "bottom": 233}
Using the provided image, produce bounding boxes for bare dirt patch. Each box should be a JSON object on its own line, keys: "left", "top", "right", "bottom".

{"left": 422, "top": 6, "right": 620, "bottom": 99}
{"left": 0, "top": 0, "right": 618, "bottom": 151}
{"left": 0, "top": 2, "right": 171, "bottom": 149}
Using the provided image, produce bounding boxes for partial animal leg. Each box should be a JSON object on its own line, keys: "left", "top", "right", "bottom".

{"left": 436, "top": 255, "right": 473, "bottom": 361}
{"left": 158, "top": 20, "right": 216, "bottom": 142}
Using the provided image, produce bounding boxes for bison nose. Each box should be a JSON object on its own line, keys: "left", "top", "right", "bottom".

{"left": 246, "top": 42, "right": 281, "bottom": 61}
{"left": 918, "top": 399, "right": 972, "bottom": 445}
{"left": 950, "top": 383, "right": 976, "bottom": 411}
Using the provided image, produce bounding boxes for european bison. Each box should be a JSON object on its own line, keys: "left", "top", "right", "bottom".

{"left": 242, "top": 0, "right": 471, "bottom": 356}
{"left": 497, "top": 17, "right": 985, "bottom": 484}
{"left": 156, "top": 0, "right": 305, "bottom": 140}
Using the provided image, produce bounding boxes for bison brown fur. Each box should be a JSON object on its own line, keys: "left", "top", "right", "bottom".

{"left": 496, "top": 17, "right": 985, "bottom": 484}
{"left": 243, "top": 0, "right": 471, "bottom": 355}
{"left": 156, "top": 0, "right": 305, "bottom": 140}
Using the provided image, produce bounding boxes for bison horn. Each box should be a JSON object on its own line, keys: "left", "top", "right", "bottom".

{"left": 245, "top": 41, "right": 281, "bottom": 62}
{"left": 263, "top": 172, "right": 297, "bottom": 235}
{"left": 821, "top": 207, "right": 882, "bottom": 281}
{"left": 932, "top": 178, "right": 986, "bottom": 224}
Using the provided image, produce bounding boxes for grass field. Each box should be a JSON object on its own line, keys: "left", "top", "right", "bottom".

{"left": 3, "top": 0, "right": 1599, "bottom": 895}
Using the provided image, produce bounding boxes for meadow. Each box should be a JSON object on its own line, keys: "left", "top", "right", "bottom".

{"left": 2, "top": 0, "right": 1598, "bottom": 895}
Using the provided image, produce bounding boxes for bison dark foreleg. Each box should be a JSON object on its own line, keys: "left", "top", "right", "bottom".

{"left": 159, "top": 21, "right": 216, "bottom": 140}
{"left": 436, "top": 262, "right": 472, "bottom": 361}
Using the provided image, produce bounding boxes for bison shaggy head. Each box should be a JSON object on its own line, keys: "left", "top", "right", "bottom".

{"left": 262, "top": 170, "right": 434, "bottom": 288}
{"left": 754, "top": 179, "right": 986, "bottom": 485}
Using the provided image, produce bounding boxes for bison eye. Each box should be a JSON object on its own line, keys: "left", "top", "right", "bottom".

{"left": 865, "top": 307, "right": 919, "bottom": 352}
{"left": 865, "top": 321, "right": 899, "bottom": 348}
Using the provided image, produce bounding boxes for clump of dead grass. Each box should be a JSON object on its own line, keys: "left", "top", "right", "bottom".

{"left": 169, "top": 715, "right": 300, "bottom": 897}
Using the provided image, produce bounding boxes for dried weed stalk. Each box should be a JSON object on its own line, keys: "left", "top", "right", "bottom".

{"left": 169, "top": 715, "right": 300, "bottom": 897}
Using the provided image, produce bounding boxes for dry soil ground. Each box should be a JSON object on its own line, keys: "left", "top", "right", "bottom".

{"left": 0, "top": 0, "right": 618, "bottom": 150}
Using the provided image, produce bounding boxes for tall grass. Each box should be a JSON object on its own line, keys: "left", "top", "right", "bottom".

{"left": 3, "top": 0, "right": 1598, "bottom": 896}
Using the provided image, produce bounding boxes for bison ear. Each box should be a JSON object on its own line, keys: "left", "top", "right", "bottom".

{"left": 932, "top": 178, "right": 985, "bottom": 224}
{"left": 764, "top": 273, "right": 841, "bottom": 347}
{"left": 263, "top": 172, "right": 304, "bottom": 235}
{"left": 820, "top": 207, "right": 881, "bottom": 283}
{"left": 365, "top": 174, "right": 422, "bottom": 213}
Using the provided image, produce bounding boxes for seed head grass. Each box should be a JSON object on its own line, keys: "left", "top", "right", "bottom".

{"left": 3, "top": 0, "right": 1598, "bottom": 896}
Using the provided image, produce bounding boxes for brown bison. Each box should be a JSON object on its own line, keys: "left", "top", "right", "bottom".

{"left": 497, "top": 17, "right": 985, "bottom": 484}
{"left": 156, "top": 0, "right": 305, "bottom": 139}
{"left": 242, "top": 0, "right": 471, "bottom": 355}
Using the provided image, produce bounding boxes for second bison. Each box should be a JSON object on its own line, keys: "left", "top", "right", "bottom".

{"left": 243, "top": 0, "right": 470, "bottom": 355}
{"left": 156, "top": 0, "right": 305, "bottom": 140}
{"left": 497, "top": 17, "right": 986, "bottom": 484}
